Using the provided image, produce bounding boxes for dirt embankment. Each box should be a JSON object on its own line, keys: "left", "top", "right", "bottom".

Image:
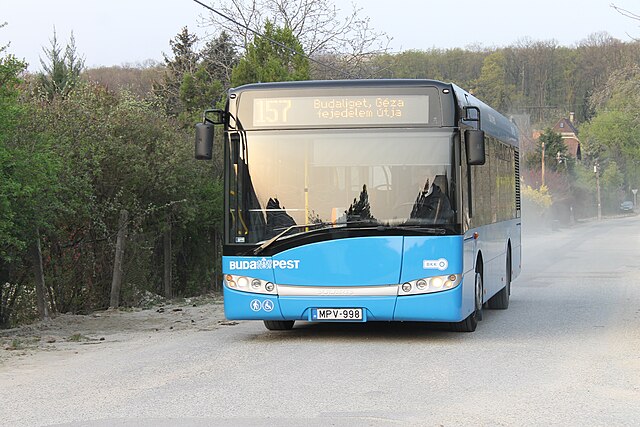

{"left": 0, "top": 294, "right": 229, "bottom": 363}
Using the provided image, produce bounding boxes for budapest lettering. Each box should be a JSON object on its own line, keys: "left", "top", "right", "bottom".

{"left": 229, "top": 258, "right": 300, "bottom": 270}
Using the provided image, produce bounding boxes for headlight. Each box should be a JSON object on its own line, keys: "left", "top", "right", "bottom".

{"left": 430, "top": 277, "right": 444, "bottom": 290}
{"left": 224, "top": 274, "right": 277, "bottom": 295}
{"left": 237, "top": 276, "right": 249, "bottom": 288}
{"left": 398, "top": 274, "right": 461, "bottom": 296}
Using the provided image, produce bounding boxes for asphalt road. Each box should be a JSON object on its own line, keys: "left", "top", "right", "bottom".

{"left": 1, "top": 216, "right": 640, "bottom": 426}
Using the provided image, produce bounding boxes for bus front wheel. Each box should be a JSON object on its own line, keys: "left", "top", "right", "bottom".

{"left": 263, "top": 320, "right": 295, "bottom": 330}
{"left": 451, "top": 272, "right": 483, "bottom": 332}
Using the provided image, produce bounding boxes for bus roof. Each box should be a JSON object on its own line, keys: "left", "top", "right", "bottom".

{"left": 450, "top": 83, "right": 519, "bottom": 146}
{"left": 230, "top": 79, "right": 454, "bottom": 92}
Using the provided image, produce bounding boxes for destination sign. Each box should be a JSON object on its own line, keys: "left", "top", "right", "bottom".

{"left": 250, "top": 95, "right": 430, "bottom": 127}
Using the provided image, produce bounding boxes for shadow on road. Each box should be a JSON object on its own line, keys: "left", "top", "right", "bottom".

{"left": 242, "top": 308, "right": 516, "bottom": 343}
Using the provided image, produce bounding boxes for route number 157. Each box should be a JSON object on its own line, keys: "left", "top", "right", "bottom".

{"left": 253, "top": 99, "right": 293, "bottom": 125}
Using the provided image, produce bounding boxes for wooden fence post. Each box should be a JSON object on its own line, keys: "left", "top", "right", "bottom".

{"left": 163, "top": 210, "right": 172, "bottom": 298}
{"left": 109, "top": 209, "right": 128, "bottom": 309}
{"left": 30, "top": 233, "right": 50, "bottom": 320}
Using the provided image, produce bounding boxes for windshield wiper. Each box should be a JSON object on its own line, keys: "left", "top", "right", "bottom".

{"left": 253, "top": 221, "right": 448, "bottom": 256}
{"left": 345, "top": 221, "right": 447, "bottom": 235}
{"left": 375, "top": 225, "right": 447, "bottom": 235}
{"left": 253, "top": 222, "right": 335, "bottom": 255}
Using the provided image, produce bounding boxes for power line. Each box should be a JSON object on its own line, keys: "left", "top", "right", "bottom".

{"left": 191, "top": 0, "right": 355, "bottom": 79}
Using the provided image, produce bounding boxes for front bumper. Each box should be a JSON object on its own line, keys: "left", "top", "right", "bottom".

{"left": 223, "top": 283, "right": 466, "bottom": 322}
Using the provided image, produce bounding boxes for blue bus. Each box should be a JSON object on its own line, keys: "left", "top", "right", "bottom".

{"left": 196, "top": 79, "right": 521, "bottom": 332}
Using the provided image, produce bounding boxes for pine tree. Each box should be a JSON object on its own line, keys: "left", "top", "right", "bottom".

{"left": 154, "top": 27, "right": 200, "bottom": 116}
{"left": 231, "top": 21, "right": 310, "bottom": 86}
{"left": 200, "top": 31, "right": 238, "bottom": 90}
{"left": 38, "top": 29, "right": 85, "bottom": 100}
{"left": 166, "top": 27, "right": 199, "bottom": 75}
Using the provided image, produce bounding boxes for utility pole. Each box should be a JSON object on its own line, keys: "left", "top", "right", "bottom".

{"left": 594, "top": 162, "right": 602, "bottom": 220}
{"left": 541, "top": 141, "right": 545, "bottom": 186}
{"left": 557, "top": 152, "right": 573, "bottom": 223}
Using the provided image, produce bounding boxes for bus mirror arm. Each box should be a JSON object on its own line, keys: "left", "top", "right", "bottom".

{"left": 195, "top": 109, "right": 225, "bottom": 161}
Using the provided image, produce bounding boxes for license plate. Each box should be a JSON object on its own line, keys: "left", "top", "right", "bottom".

{"left": 311, "top": 308, "right": 363, "bottom": 321}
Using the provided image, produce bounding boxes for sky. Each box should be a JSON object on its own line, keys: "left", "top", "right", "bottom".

{"left": 2, "top": 0, "right": 639, "bottom": 72}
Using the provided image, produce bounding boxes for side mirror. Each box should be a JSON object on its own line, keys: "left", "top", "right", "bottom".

{"left": 195, "top": 109, "right": 224, "bottom": 160}
{"left": 465, "top": 129, "right": 486, "bottom": 165}
{"left": 195, "top": 122, "right": 214, "bottom": 160}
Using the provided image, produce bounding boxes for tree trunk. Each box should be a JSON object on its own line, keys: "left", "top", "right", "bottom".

{"left": 212, "top": 229, "right": 219, "bottom": 292}
{"left": 163, "top": 211, "right": 172, "bottom": 298}
{"left": 109, "top": 209, "right": 128, "bottom": 308}
{"left": 30, "top": 235, "right": 50, "bottom": 320}
{"left": 0, "top": 260, "right": 9, "bottom": 327}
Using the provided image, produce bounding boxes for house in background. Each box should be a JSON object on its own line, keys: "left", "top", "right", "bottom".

{"left": 529, "top": 112, "right": 582, "bottom": 161}
{"left": 551, "top": 112, "right": 581, "bottom": 160}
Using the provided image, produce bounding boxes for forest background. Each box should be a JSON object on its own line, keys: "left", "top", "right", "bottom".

{"left": 2, "top": 0, "right": 640, "bottom": 327}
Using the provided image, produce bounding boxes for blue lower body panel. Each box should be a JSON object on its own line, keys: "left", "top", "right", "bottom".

{"left": 394, "top": 284, "right": 465, "bottom": 322}
{"left": 223, "top": 282, "right": 468, "bottom": 323}
{"left": 224, "top": 288, "right": 285, "bottom": 320}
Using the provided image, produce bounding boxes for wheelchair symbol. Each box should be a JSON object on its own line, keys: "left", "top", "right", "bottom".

{"left": 262, "top": 300, "right": 274, "bottom": 312}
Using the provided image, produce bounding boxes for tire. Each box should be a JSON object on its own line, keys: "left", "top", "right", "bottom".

{"left": 487, "top": 249, "right": 511, "bottom": 310}
{"left": 451, "top": 271, "right": 483, "bottom": 332}
{"left": 263, "top": 320, "right": 295, "bottom": 330}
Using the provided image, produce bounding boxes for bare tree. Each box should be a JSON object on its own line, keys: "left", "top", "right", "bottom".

{"left": 611, "top": 3, "right": 640, "bottom": 41}
{"left": 199, "top": 0, "right": 391, "bottom": 77}
{"left": 611, "top": 4, "right": 640, "bottom": 21}
{"left": 588, "top": 63, "right": 640, "bottom": 111}
{"left": 1, "top": 22, "right": 9, "bottom": 54}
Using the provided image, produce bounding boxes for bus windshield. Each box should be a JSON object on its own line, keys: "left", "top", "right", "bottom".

{"left": 229, "top": 128, "right": 457, "bottom": 244}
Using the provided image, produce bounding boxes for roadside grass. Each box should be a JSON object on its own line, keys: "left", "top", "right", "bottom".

{"left": 66, "top": 333, "right": 89, "bottom": 342}
{"left": 8, "top": 338, "right": 24, "bottom": 350}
